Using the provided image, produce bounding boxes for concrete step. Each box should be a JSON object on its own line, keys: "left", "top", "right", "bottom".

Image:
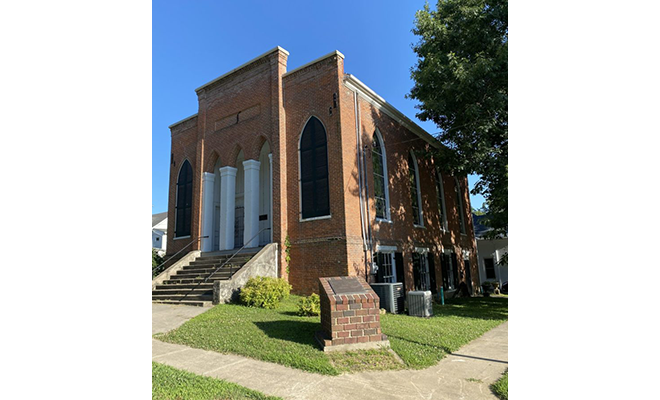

{"left": 152, "top": 299, "right": 212, "bottom": 307}
{"left": 162, "top": 277, "right": 230, "bottom": 285}
{"left": 152, "top": 293, "right": 213, "bottom": 301}
{"left": 187, "top": 258, "right": 252, "bottom": 267}
{"left": 155, "top": 283, "right": 214, "bottom": 290}
{"left": 170, "top": 271, "right": 233, "bottom": 280}
{"left": 179, "top": 266, "right": 241, "bottom": 274}
{"left": 194, "top": 254, "right": 255, "bottom": 261}
{"left": 152, "top": 289, "right": 212, "bottom": 296}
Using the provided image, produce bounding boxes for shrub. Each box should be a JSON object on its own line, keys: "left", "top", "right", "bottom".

{"left": 152, "top": 249, "right": 165, "bottom": 278}
{"left": 239, "top": 277, "right": 291, "bottom": 309}
{"left": 297, "top": 293, "right": 321, "bottom": 316}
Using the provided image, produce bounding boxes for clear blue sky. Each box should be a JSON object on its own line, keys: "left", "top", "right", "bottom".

{"left": 152, "top": 0, "right": 485, "bottom": 213}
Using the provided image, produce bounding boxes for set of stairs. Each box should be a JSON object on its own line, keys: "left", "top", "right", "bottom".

{"left": 152, "top": 250, "right": 258, "bottom": 307}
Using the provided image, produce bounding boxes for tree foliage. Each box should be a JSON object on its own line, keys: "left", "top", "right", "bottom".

{"left": 409, "top": 0, "right": 507, "bottom": 237}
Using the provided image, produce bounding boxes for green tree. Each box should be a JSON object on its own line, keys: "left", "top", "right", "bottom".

{"left": 409, "top": 0, "right": 507, "bottom": 238}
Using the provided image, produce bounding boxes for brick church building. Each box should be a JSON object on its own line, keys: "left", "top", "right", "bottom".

{"left": 165, "top": 46, "right": 479, "bottom": 296}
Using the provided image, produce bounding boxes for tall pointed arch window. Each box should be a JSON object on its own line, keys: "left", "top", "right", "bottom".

{"left": 372, "top": 129, "right": 390, "bottom": 220}
{"left": 299, "top": 116, "right": 330, "bottom": 219}
{"left": 435, "top": 167, "right": 448, "bottom": 231}
{"left": 408, "top": 152, "right": 423, "bottom": 226}
{"left": 175, "top": 160, "right": 193, "bottom": 237}
{"left": 454, "top": 177, "right": 466, "bottom": 234}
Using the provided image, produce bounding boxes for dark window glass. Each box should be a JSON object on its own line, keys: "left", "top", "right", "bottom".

{"left": 408, "top": 154, "right": 421, "bottom": 225}
{"left": 428, "top": 253, "right": 437, "bottom": 294}
{"left": 300, "top": 117, "right": 330, "bottom": 219}
{"left": 484, "top": 258, "right": 496, "bottom": 279}
{"left": 435, "top": 168, "right": 447, "bottom": 230}
{"left": 395, "top": 252, "right": 405, "bottom": 291}
{"left": 374, "top": 252, "right": 395, "bottom": 283}
{"left": 451, "top": 253, "right": 460, "bottom": 288}
{"left": 412, "top": 252, "right": 431, "bottom": 291}
{"left": 175, "top": 160, "right": 193, "bottom": 237}
{"left": 440, "top": 253, "right": 450, "bottom": 290}
{"left": 455, "top": 177, "right": 466, "bottom": 234}
{"left": 372, "top": 133, "right": 387, "bottom": 219}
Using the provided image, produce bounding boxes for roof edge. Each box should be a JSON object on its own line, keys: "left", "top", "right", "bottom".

{"left": 343, "top": 74, "right": 439, "bottom": 148}
{"left": 282, "top": 50, "right": 345, "bottom": 78}
{"left": 195, "top": 46, "right": 289, "bottom": 93}
{"left": 168, "top": 113, "right": 198, "bottom": 129}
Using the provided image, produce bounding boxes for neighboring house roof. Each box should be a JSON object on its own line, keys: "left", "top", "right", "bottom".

{"left": 472, "top": 213, "right": 508, "bottom": 239}
{"left": 472, "top": 214, "right": 491, "bottom": 239}
{"left": 152, "top": 212, "right": 167, "bottom": 229}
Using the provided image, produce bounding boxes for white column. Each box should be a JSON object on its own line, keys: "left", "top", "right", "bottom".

{"left": 268, "top": 153, "right": 273, "bottom": 243}
{"left": 243, "top": 159, "right": 260, "bottom": 248}
{"left": 219, "top": 166, "right": 237, "bottom": 250}
{"left": 201, "top": 172, "right": 215, "bottom": 252}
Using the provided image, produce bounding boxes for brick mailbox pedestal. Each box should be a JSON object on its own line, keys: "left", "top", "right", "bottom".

{"left": 315, "top": 276, "right": 389, "bottom": 352}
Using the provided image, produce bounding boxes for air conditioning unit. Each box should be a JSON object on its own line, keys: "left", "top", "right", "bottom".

{"left": 407, "top": 290, "right": 433, "bottom": 317}
{"left": 370, "top": 283, "right": 404, "bottom": 314}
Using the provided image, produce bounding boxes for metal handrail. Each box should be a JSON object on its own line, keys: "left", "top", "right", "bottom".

{"left": 152, "top": 235, "right": 209, "bottom": 275}
{"left": 179, "top": 227, "right": 271, "bottom": 302}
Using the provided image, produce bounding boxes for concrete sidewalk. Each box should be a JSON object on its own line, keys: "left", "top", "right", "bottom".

{"left": 152, "top": 303, "right": 211, "bottom": 334}
{"left": 152, "top": 303, "right": 507, "bottom": 400}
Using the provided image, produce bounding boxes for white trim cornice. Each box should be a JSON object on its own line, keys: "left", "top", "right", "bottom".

{"left": 376, "top": 244, "right": 397, "bottom": 253}
{"left": 343, "top": 74, "right": 440, "bottom": 149}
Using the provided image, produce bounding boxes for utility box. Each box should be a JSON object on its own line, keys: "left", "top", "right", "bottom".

{"left": 407, "top": 290, "right": 433, "bottom": 317}
{"left": 370, "top": 283, "right": 404, "bottom": 314}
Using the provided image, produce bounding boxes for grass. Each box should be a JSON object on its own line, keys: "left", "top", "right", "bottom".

{"left": 152, "top": 362, "right": 282, "bottom": 400}
{"left": 381, "top": 297, "right": 508, "bottom": 369}
{"left": 491, "top": 370, "right": 508, "bottom": 400}
{"left": 158, "top": 295, "right": 507, "bottom": 375}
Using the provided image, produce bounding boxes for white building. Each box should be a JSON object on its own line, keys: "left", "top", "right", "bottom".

{"left": 473, "top": 214, "right": 508, "bottom": 287}
{"left": 152, "top": 212, "right": 167, "bottom": 254}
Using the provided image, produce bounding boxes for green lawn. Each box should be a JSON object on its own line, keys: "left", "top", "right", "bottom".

{"left": 491, "top": 370, "right": 508, "bottom": 400}
{"left": 158, "top": 295, "right": 507, "bottom": 375}
{"left": 152, "top": 362, "right": 282, "bottom": 400}
{"left": 381, "top": 297, "right": 508, "bottom": 369}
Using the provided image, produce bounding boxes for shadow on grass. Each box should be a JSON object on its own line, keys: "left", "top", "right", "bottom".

{"left": 385, "top": 332, "right": 454, "bottom": 355}
{"left": 254, "top": 320, "right": 322, "bottom": 346}
{"left": 279, "top": 311, "right": 307, "bottom": 317}
{"left": 432, "top": 297, "right": 508, "bottom": 321}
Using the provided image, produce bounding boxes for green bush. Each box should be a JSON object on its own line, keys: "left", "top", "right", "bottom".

{"left": 239, "top": 277, "right": 291, "bottom": 309}
{"left": 297, "top": 293, "right": 321, "bottom": 316}
{"left": 152, "top": 249, "right": 165, "bottom": 278}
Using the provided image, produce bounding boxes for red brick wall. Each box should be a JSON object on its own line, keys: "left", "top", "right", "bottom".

{"left": 338, "top": 80, "right": 480, "bottom": 293}
{"left": 166, "top": 117, "right": 199, "bottom": 256}
{"left": 282, "top": 54, "right": 351, "bottom": 294}
{"left": 165, "top": 48, "right": 480, "bottom": 295}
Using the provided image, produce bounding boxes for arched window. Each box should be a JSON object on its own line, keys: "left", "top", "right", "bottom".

{"left": 408, "top": 152, "right": 423, "bottom": 226}
{"left": 435, "top": 167, "right": 448, "bottom": 230}
{"left": 372, "top": 130, "right": 390, "bottom": 220}
{"left": 175, "top": 160, "right": 193, "bottom": 237}
{"left": 454, "top": 177, "right": 466, "bottom": 234}
{"left": 299, "top": 116, "right": 329, "bottom": 219}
